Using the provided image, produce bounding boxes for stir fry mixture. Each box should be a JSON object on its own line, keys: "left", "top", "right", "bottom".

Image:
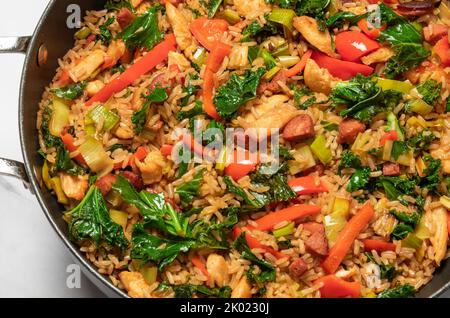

{"left": 37, "top": 0, "right": 450, "bottom": 298}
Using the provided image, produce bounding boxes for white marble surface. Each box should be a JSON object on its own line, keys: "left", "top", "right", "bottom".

{"left": 0, "top": 0, "right": 103, "bottom": 298}
{"left": 0, "top": 0, "right": 448, "bottom": 298}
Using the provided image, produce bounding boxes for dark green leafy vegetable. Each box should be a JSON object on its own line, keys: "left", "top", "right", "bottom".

{"left": 347, "top": 167, "right": 371, "bottom": 192}
{"left": 377, "top": 176, "right": 416, "bottom": 206}
{"left": 176, "top": 169, "right": 204, "bottom": 207}
{"left": 51, "top": 82, "right": 87, "bottom": 100}
{"left": 131, "top": 223, "right": 196, "bottom": 270}
{"left": 105, "top": 0, "right": 134, "bottom": 12}
{"left": 417, "top": 79, "right": 442, "bottom": 106}
{"left": 214, "top": 67, "right": 266, "bottom": 119}
{"left": 365, "top": 252, "right": 397, "bottom": 281}
{"left": 251, "top": 163, "right": 297, "bottom": 203}
{"left": 321, "top": 120, "right": 339, "bottom": 132}
{"left": 391, "top": 141, "right": 410, "bottom": 161}
{"left": 293, "top": 86, "right": 317, "bottom": 109}
{"left": 118, "top": 6, "right": 164, "bottom": 51}
{"left": 177, "top": 101, "right": 204, "bottom": 121}
{"left": 326, "top": 11, "right": 366, "bottom": 29}
{"left": 338, "top": 150, "right": 361, "bottom": 175}
{"left": 390, "top": 208, "right": 420, "bottom": 241}
{"left": 113, "top": 176, "right": 190, "bottom": 237}
{"left": 278, "top": 146, "right": 294, "bottom": 160}
{"left": 132, "top": 87, "right": 169, "bottom": 134}
{"left": 99, "top": 17, "right": 115, "bottom": 45}
{"left": 390, "top": 210, "right": 420, "bottom": 227}
{"left": 224, "top": 176, "right": 269, "bottom": 209}
{"left": 66, "top": 186, "right": 129, "bottom": 250}
{"left": 420, "top": 155, "right": 441, "bottom": 192}
{"left": 180, "top": 74, "right": 201, "bottom": 107}
{"left": 233, "top": 232, "right": 276, "bottom": 293}
{"left": 331, "top": 75, "right": 402, "bottom": 123}
{"left": 296, "top": 0, "right": 330, "bottom": 30}
{"left": 172, "top": 284, "right": 232, "bottom": 298}
{"left": 407, "top": 131, "right": 436, "bottom": 155}
{"left": 377, "top": 4, "right": 429, "bottom": 79}
{"left": 377, "top": 284, "right": 415, "bottom": 298}
{"left": 241, "top": 20, "right": 279, "bottom": 42}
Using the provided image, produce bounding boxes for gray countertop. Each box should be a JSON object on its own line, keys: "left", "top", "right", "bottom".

{"left": 0, "top": 0, "right": 447, "bottom": 298}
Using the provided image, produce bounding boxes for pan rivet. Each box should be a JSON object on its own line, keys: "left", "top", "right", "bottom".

{"left": 37, "top": 44, "right": 48, "bottom": 67}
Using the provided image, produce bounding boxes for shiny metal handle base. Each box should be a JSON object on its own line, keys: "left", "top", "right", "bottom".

{"left": 0, "top": 158, "right": 32, "bottom": 191}
{"left": 0, "top": 36, "right": 31, "bottom": 54}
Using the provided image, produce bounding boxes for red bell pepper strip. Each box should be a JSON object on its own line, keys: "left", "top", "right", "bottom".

{"left": 315, "top": 275, "right": 361, "bottom": 298}
{"left": 60, "top": 133, "right": 86, "bottom": 165}
{"left": 357, "top": 19, "right": 386, "bottom": 39}
{"left": 160, "top": 144, "right": 174, "bottom": 157}
{"left": 311, "top": 51, "right": 374, "bottom": 81}
{"left": 379, "top": 130, "right": 398, "bottom": 146}
{"left": 202, "top": 42, "right": 232, "bottom": 119}
{"left": 322, "top": 202, "right": 375, "bottom": 274}
{"left": 433, "top": 36, "right": 450, "bottom": 67}
{"left": 86, "top": 34, "right": 177, "bottom": 106}
{"left": 288, "top": 176, "right": 328, "bottom": 195}
{"left": 335, "top": 31, "right": 380, "bottom": 62}
{"left": 253, "top": 205, "right": 321, "bottom": 231}
{"left": 285, "top": 50, "right": 312, "bottom": 77}
{"left": 232, "top": 227, "right": 287, "bottom": 259}
{"left": 191, "top": 255, "right": 210, "bottom": 279}
{"left": 190, "top": 17, "right": 229, "bottom": 51}
{"left": 224, "top": 149, "right": 259, "bottom": 181}
{"left": 362, "top": 239, "right": 396, "bottom": 253}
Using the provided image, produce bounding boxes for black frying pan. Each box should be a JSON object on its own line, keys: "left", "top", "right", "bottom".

{"left": 0, "top": 0, "right": 448, "bottom": 298}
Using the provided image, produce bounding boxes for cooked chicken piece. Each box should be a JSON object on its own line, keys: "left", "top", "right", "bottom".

{"left": 361, "top": 47, "right": 394, "bottom": 65}
{"left": 136, "top": 150, "right": 166, "bottom": 185}
{"left": 233, "top": 0, "right": 270, "bottom": 17}
{"left": 424, "top": 207, "right": 448, "bottom": 265}
{"left": 114, "top": 125, "right": 135, "bottom": 140}
{"left": 231, "top": 277, "right": 252, "bottom": 298}
{"left": 130, "top": 0, "right": 144, "bottom": 7}
{"left": 166, "top": 3, "right": 196, "bottom": 58}
{"left": 228, "top": 45, "right": 249, "bottom": 70}
{"left": 168, "top": 51, "right": 191, "bottom": 71}
{"left": 206, "top": 254, "right": 229, "bottom": 287}
{"left": 68, "top": 50, "right": 105, "bottom": 82}
{"left": 293, "top": 16, "right": 336, "bottom": 57}
{"left": 430, "top": 123, "right": 450, "bottom": 173}
{"left": 119, "top": 271, "right": 153, "bottom": 298}
{"left": 86, "top": 80, "right": 105, "bottom": 96}
{"left": 103, "top": 40, "right": 126, "bottom": 69}
{"left": 59, "top": 173, "right": 88, "bottom": 201}
{"left": 304, "top": 59, "right": 338, "bottom": 94}
{"left": 237, "top": 95, "right": 299, "bottom": 137}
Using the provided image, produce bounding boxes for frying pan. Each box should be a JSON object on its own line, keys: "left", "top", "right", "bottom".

{"left": 0, "top": 0, "right": 448, "bottom": 298}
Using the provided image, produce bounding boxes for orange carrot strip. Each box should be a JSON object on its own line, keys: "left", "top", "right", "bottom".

{"left": 285, "top": 50, "right": 312, "bottom": 77}
{"left": 253, "top": 205, "right": 321, "bottom": 231}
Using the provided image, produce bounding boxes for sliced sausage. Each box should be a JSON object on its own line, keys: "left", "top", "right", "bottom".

{"left": 382, "top": 162, "right": 401, "bottom": 176}
{"left": 303, "top": 222, "right": 329, "bottom": 256}
{"left": 289, "top": 258, "right": 308, "bottom": 281}
{"left": 423, "top": 24, "right": 449, "bottom": 44}
{"left": 337, "top": 119, "right": 365, "bottom": 144}
{"left": 123, "top": 171, "right": 144, "bottom": 191}
{"left": 117, "top": 7, "right": 135, "bottom": 29}
{"left": 257, "top": 70, "right": 288, "bottom": 94}
{"left": 283, "top": 114, "right": 315, "bottom": 142}
{"left": 95, "top": 174, "right": 117, "bottom": 196}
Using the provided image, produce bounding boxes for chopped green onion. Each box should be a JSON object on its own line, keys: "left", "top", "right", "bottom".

{"left": 268, "top": 8, "right": 296, "bottom": 32}
{"left": 273, "top": 222, "right": 295, "bottom": 238}
{"left": 258, "top": 48, "right": 277, "bottom": 69}
{"left": 272, "top": 43, "right": 289, "bottom": 57}
{"left": 193, "top": 47, "right": 206, "bottom": 68}
{"left": 217, "top": 9, "right": 240, "bottom": 24}
{"left": 406, "top": 99, "right": 434, "bottom": 116}
{"left": 377, "top": 78, "right": 413, "bottom": 94}
{"left": 49, "top": 98, "right": 70, "bottom": 137}
{"left": 277, "top": 56, "right": 300, "bottom": 68}
{"left": 75, "top": 27, "right": 92, "bottom": 40}
{"left": 141, "top": 266, "right": 158, "bottom": 285}
{"left": 78, "top": 136, "right": 114, "bottom": 177}
{"left": 87, "top": 105, "right": 120, "bottom": 132}
{"left": 263, "top": 66, "right": 281, "bottom": 81}
{"left": 310, "top": 135, "right": 332, "bottom": 165}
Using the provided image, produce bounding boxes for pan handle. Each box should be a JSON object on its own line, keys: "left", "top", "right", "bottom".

{"left": 0, "top": 36, "right": 31, "bottom": 54}
{"left": 0, "top": 158, "right": 32, "bottom": 192}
